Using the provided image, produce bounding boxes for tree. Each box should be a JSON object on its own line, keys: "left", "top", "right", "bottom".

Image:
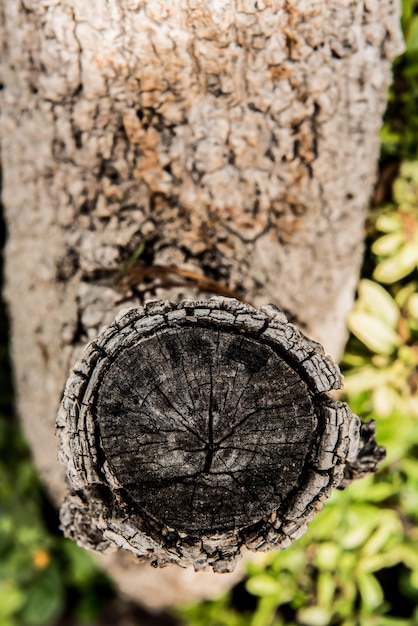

{"left": 0, "top": 0, "right": 402, "bottom": 610}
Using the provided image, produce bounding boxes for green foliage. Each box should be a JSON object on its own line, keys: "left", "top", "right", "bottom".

{"left": 344, "top": 162, "right": 418, "bottom": 421}
{"left": 381, "top": 0, "right": 418, "bottom": 160}
{"left": 0, "top": 415, "right": 115, "bottom": 626}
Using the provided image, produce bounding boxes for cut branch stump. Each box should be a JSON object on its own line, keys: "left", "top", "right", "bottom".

{"left": 58, "top": 297, "right": 384, "bottom": 572}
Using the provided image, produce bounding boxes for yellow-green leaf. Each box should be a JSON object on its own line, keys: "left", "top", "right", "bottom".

{"left": 314, "top": 543, "right": 340, "bottom": 571}
{"left": 407, "top": 292, "right": 418, "bottom": 320}
{"left": 410, "top": 568, "right": 418, "bottom": 589}
{"left": 371, "top": 232, "right": 405, "bottom": 257}
{"left": 356, "top": 572, "right": 384, "bottom": 611}
{"left": 246, "top": 574, "right": 281, "bottom": 597}
{"left": 357, "top": 279, "right": 400, "bottom": 328}
{"left": 375, "top": 213, "right": 402, "bottom": 233}
{"left": 359, "top": 549, "right": 405, "bottom": 574}
{"left": 406, "top": 16, "right": 418, "bottom": 52}
{"left": 399, "top": 160, "right": 418, "bottom": 184}
{"left": 340, "top": 525, "right": 372, "bottom": 551}
{"left": 393, "top": 175, "right": 418, "bottom": 205}
{"left": 372, "top": 385, "right": 399, "bottom": 417}
{"left": 297, "top": 606, "right": 331, "bottom": 626}
{"left": 342, "top": 367, "right": 389, "bottom": 394}
{"left": 395, "top": 282, "right": 417, "bottom": 307}
{"left": 0, "top": 583, "right": 25, "bottom": 618}
{"left": 317, "top": 572, "right": 336, "bottom": 609}
{"left": 361, "top": 512, "right": 402, "bottom": 557}
{"left": 373, "top": 242, "right": 418, "bottom": 283}
{"left": 347, "top": 311, "right": 401, "bottom": 355}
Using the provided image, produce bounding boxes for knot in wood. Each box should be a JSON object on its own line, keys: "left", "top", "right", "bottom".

{"left": 57, "top": 297, "right": 365, "bottom": 572}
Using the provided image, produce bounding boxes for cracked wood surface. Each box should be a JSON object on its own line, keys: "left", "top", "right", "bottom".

{"left": 1, "top": 0, "right": 402, "bottom": 608}
{"left": 58, "top": 298, "right": 372, "bottom": 573}
{"left": 97, "top": 328, "right": 316, "bottom": 533}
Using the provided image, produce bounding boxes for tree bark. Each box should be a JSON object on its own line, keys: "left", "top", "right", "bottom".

{"left": 1, "top": 0, "right": 402, "bottom": 609}
{"left": 57, "top": 297, "right": 385, "bottom": 573}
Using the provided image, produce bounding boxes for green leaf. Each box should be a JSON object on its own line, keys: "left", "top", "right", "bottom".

{"left": 347, "top": 311, "right": 401, "bottom": 355}
{"left": 402, "top": 457, "right": 418, "bottom": 481}
{"left": 373, "top": 242, "right": 418, "bottom": 283}
{"left": 393, "top": 171, "right": 418, "bottom": 205}
{"left": 395, "top": 282, "right": 418, "bottom": 307}
{"left": 297, "top": 606, "right": 331, "bottom": 626}
{"left": 407, "top": 292, "right": 418, "bottom": 319}
{"left": 21, "top": 566, "right": 64, "bottom": 626}
{"left": 317, "top": 572, "right": 335, "bottom": 609}
{"left": 380, "top": 125, "right": 402, "bottom": 150}
{"left": 357, "top": 482, "right": 398, "bottom": 503}
{"left": 410, "top": 567, "right": 418, "bottom": 589}
{"left": 356, "top": 572, "right": 384, "bottom": 612}
{"left": 359, "top": 549, "right": 406, "bottom": 574}
{"left": 375, "top": 213, "right": 402, "bottom": 233}
{"left": 399, "top": 160, "right": 418, "bottom": 183}
{"left": 342, "top": 366, "right": 389, "bottom": 394}
{"left": 361, "top": 512, "right": 402, "bottom": 557}
{"left": 402, "top": 0, "right": 413, "bottom": 31}
{"left": 372, "top": 385, "right": 399, "bottom": 417}
{"left": 62, "top": 540, "right": 102, "bottom": 587}
{"left": 371, "top": 232, "right": 405, "bottom": 257}
{"left": 246, "top": 574, "right": 281, "bottom": 597}
{"left": 314, "top": 543, "right": 340, "bottom": 571}
{"left": 357, "top": 280, "right": 400, "bottom": 329}
{"left": 340, "top": 525, "right": 373, "bottom": 551}
{"left": 267, "top": 546, "right": 307, "bottom": 574}
{"left": 0, "top": 583, "right": 25, "bottom": 618}
{"left": 406, "top": 16, "right": 418, "bottom": 53}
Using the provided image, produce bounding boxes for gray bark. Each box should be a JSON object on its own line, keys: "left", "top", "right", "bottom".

{"left": 57, "top": 297, "right": 383, "bottom": 573}
{"left": 0, "top": 0, "right": 402, "bottom": 609}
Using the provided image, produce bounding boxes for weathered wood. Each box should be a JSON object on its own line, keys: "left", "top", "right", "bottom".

{"left": 339, "top": 420, "right": 386, "bottom": 489}
{"left": 57, "top": 297, "right": 377, "bottom": 572}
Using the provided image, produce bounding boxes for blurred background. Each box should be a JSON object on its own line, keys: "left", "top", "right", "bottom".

{"left": 1, "top": 1, "right": 418, "bottom": 625}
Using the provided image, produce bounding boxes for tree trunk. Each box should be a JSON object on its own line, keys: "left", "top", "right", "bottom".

{"left": 1, "top": 0, "right": 402, "bottom": 610}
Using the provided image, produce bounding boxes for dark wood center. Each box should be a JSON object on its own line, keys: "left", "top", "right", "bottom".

{"left": 96, "top": 326, "right": 317, "bottom": 533}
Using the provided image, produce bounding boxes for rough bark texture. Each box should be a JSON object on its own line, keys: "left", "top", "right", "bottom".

{"left": 0, "top": 0, "right": 402, "bottom": 609}
{"left": 58, "top": 297, "right": 372, "bottom": 573}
